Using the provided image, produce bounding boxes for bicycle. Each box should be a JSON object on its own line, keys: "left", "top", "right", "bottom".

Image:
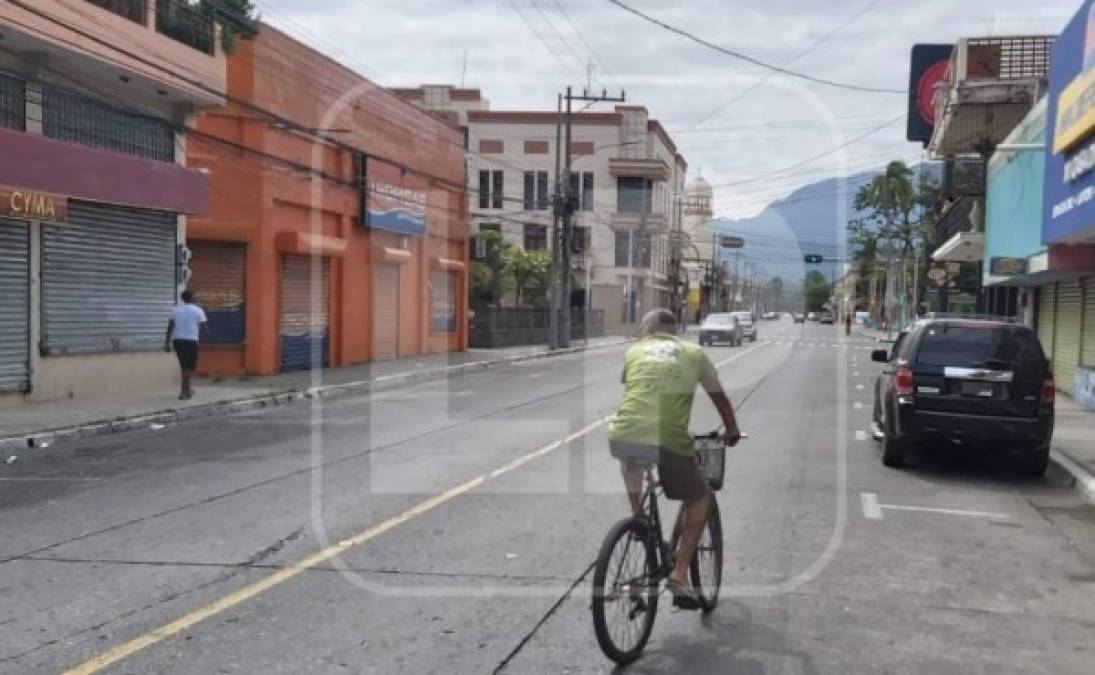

{"left": 590, "top": 432, "right": 737, "bottom": 665}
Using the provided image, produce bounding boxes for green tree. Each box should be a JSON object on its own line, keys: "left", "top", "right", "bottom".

{"left": 767, "top": 276, "right": 784, "bottom": 310}
{"left": 805, "top": 270, "right": 830, "bottom": 312}
{"left": 199, "top": 0, "right": 259, "bottom": 53}
{"left": 470, "top": 230, "right": 513, "bottom": 308}
{"left": 507, "top": 248, "right": 553, "bottom": 308}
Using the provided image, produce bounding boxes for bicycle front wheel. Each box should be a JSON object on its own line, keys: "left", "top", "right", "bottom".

{"left": 591, "top": 518, "right": 660, "bottom": 665}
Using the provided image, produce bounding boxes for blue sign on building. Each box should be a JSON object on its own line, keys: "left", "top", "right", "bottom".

{"left": 1044, "top": 0, "right": 1095, "bottom": 245}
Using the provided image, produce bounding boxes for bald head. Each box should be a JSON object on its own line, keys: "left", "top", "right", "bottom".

{"left": 638, "top": 308, "right": 677, "bottom": 338}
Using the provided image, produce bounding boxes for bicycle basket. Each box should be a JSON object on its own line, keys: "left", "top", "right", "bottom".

{"left": 694, "top": 436, "right": 726, "bottom": 490}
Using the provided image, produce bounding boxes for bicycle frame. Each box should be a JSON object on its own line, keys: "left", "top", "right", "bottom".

{"left": 638, "top": 464, "right": 677, "bottom": 579}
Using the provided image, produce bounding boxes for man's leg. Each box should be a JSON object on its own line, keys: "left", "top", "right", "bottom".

{"left": 619, "top": 461, "right": 644, "bottom": 516}
{"left": 181, "top": 369, "right": 192, "bottom": 398}
{"left": 670, "top": 492, "right": 710, "bottom": 587}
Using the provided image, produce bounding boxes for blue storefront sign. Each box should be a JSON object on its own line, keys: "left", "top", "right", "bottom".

{"left": 1044, "top": 0, "right": 1095, "bottom": 244}
{"left": 362, "top": 156, "right": 428, "bottom": 237}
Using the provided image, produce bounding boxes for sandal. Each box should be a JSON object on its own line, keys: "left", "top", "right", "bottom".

{"left": 666, "top": 578, "right": 701, "bottom": 611}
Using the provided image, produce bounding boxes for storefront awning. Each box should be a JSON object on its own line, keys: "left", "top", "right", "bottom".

{"left": 932, "top": 231, "right": 985, "bottom": 262}
{"left": 0, "top": 127, "right": 208, "bottom": 215}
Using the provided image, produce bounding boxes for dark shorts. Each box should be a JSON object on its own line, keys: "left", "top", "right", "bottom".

{"left": 173, "top": 339, "right": 199, "bottom": 371}
{"left": 609, "top": 441, "right": 709, "bottom": 502}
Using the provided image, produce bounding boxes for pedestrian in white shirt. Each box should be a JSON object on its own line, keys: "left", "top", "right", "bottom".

{"left": 165, "top": 290, "right": 210, "bottom": 400}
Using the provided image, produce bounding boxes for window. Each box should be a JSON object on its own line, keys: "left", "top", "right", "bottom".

{"left": 479, "top": 170, "right": 504, "bottom": 209}
{"left": 573, "top": 226, "right": 589, "bottom": 253}
{"left": 478, "top": 170, "right": 490, "bottom": 209}
{"left": 537, "top": 171, "right": 549, "bottom": 210}
{"left": 614, "top": 230, "right": 651, "bottom": 268}
{"left": 524, "top": 224, "right": 547, "bottom": 251}
{"left": 617, "top": 176, "right": 653, "bottom": 213}
{"left": 492, "top": 169, "right": 504, "bottom": 209}
{"left": 567, "top": 172, "right": 595, "bottom": 211}
{"left": 916, "top": 324, "right": 1045, "bottom": 375}
{"left": 473, "top": 223, "right": 501, "bottom": 259}
{"left": 43, "top": 85, "right": 174, "bottom": 162}
{"left": 523, "top": 171, "right": 550, "bottom": 211}
{"left": 582, "top": 172, "right": 594, "bottom": 211}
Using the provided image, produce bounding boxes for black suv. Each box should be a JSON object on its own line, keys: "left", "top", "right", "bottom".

{"left": 871, "top": 318, "right": 1055, "bottom": 476}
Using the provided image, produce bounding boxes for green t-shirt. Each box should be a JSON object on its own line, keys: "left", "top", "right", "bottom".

{"left": 607, "top": 333, "right": 719, "bottom": 457}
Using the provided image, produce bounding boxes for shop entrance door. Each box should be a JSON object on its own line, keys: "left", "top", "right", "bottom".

{"left": 372, "top": 265, "right": 400, "bottom": 361}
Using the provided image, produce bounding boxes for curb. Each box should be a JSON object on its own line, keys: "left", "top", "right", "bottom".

{"left": 1049, "top": 450, "right": 1095, "bottom": 504}
{"left": 0, "top": 338, "right": 631, "bottom": 456}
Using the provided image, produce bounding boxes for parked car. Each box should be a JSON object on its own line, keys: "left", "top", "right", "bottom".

{"left": 698, "top": 313, "right": 743, "bottom": 346}
{"left": 807, "top": 312, "right": 818, "bottom": 321}
{"left": 871, "top": 318, "right": 1054, "bottom": 476}
{"left": 731, "top": 311, "right": 757, "bottom": 342}
{"left": 819, "top": 311, "right": 835, "bottom": 324}
{"left": 793, "top": 313, "right": 805, "bottom": 324}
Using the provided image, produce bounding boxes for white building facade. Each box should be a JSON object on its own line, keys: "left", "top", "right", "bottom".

{"left": 392, "top": 87, "right": 688, "bottom": 333}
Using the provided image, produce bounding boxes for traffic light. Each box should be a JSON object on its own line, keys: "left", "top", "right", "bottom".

{"left": 804, "top": 254, "right": 824, "bottom": 264}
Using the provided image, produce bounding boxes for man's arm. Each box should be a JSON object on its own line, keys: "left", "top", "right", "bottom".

{"left": 698, "top": 355, "right": 742, "bottom": 445}
{"left": 200, "top": 320, "right": 212, "bottom": 342}
{"left": 164, "top": 319, "right": 174, "bottom": 352}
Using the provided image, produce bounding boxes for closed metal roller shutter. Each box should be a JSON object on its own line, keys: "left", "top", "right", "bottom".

{"left": 188, "top": 241, "right": 246, "bottom": 344}
{"left": 372, "top": 265, "right": 399, "bottom": 360}
{"left": 1054, "top": 281, "right": 1083, "bottom": 396}
{"left": 0, "top": 219, "right": 29, "bottom": 392}
{"left": 41, "top": 202, "right": 176, "bottom": 355}
{"left": 1038, "top": 284, "right": 1056, "bottom": 362}
{"left": 1084, "top": 277, "right": 1095, "bottom": 367}
{"left": 279, "top": 255, "right": 329, "bottom": 372}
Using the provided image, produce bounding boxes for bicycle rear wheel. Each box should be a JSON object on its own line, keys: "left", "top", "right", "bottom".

{"left": 591, "top": 518, "right": 660, "bottom": 665}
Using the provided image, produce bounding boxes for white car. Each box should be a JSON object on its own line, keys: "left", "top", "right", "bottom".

{"left": 731, "top": 311, "right": 757, "bottom": 342}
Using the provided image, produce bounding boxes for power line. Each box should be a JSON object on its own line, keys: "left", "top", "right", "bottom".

{"left": 507, "top": 0, "right": 584, "bottom": 81}
{"left": 605, "top": 0, "right": 907, "bottom": 95}
{"left": 529, "top": 0, "right": 591, "bottom": 76}
{"left": 688, "top": 0, "right": 889, "bottom": 126}
{"left": 707, "top": 115, "right": 904, "bottom": 189}
{"left": 549, "top": 0, "right": 622, "bottom": 89}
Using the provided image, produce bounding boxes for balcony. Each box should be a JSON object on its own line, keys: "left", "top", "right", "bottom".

{"left": 0, "top": 1, "right": 226, "bottom": 110}
{"left": 157, "top": 0, "right": 215, "bottom": 56}
{"left": 932, "top": 196, "right": 983, "bottom": 263}
{"left": 609, "top": 157, "right": 670, "bottom": 181}
{"left": 930, "top": 36, "right": 1053, "bottom": 157}
{"left": 85, "top": 0, "right": 145, "bottom": 24}
{"left": 611, "top": 210, "right": 668, "bottom": 232}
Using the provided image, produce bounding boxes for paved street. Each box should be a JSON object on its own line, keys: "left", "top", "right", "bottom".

{"left": 2, "top": 319, "right": 1094, "bottom": 674}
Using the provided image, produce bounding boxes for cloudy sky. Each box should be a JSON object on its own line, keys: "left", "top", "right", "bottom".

{"left": 257, "top": 0, "right": 1077, "bottom": 218}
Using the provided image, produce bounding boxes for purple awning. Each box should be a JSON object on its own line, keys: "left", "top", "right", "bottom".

{"left": 0, "top": 127, "right": 208, "bottom": 214}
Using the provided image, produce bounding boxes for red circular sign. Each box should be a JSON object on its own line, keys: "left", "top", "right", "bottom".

{"left": 917, "top": 61, "right": 948, "bottom": 125}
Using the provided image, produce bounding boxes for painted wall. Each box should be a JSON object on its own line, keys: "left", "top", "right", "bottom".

{"left": 985, "top": 99, "right": 1047, "bottom": 285}
{"left": 187, "top": 26, "right": 467, "bottom": 377}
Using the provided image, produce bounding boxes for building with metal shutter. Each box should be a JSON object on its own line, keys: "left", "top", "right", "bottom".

{"left": 0, "top": 3, "right": 224, "bottom": 403}
{"left": 186, "top": 27, "right": 468, "bottom": 377}
{"left": 41, "top": 203, "right": 177, "bottom": 355}
{"left": 0, "top": 219, "right": 29, "bottom": 392}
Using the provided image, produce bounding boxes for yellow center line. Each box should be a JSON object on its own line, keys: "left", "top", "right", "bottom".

{"left": 64, "top": 339, "right": 767, "bottom": 674}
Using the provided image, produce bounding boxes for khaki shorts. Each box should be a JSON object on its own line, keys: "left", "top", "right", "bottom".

{"left": 609, "top": 441, "right": 709, "bottom": 502}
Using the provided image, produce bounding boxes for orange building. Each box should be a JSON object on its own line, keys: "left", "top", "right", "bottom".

{"left": 186, "top": 26, "right": 468, "bottom": 375}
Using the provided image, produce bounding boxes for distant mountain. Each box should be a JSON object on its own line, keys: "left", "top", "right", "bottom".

{"left": 712, "top": 163, "right": 940, "bottom": 283}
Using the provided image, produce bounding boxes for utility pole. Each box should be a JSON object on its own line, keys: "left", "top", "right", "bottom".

{"left": 555, "top": 85, "right": 625, "bottom": 348}
{"left": 549, "top": 94, "right": 563, "bottom": 350}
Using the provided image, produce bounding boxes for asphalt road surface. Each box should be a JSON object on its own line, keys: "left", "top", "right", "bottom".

{"left": 2, "top": 318, "right": 1094, "bottom": 674}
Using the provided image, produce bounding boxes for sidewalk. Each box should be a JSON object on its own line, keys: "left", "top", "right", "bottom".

{"left": 0, "top": 336, "right": 629, "bottom": 454}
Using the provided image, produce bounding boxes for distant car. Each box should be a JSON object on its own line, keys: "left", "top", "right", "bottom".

{"left": 698, "top": 313, "right": 742, "bottom": 346}
{"left": 731, "top": 311, "right": 757, "bottom": 342}
{"left": 793, "top": 313, "right": 805, "bottom": 324}
{"left": 763, "top": 311, "right": 779, "bottom": 320}
{"left": 871, "top": 318, "right": 1054, "bottom": 476}
{"left": 819, "top": 312, "right": 835, "bottom": 324}
{"left": 807, "top": 312, "right": 818, "bottom": 321}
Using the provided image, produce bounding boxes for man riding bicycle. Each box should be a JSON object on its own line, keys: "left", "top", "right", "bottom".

{"left": 608, "top": 309, "right": 742, "bottom": 609}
